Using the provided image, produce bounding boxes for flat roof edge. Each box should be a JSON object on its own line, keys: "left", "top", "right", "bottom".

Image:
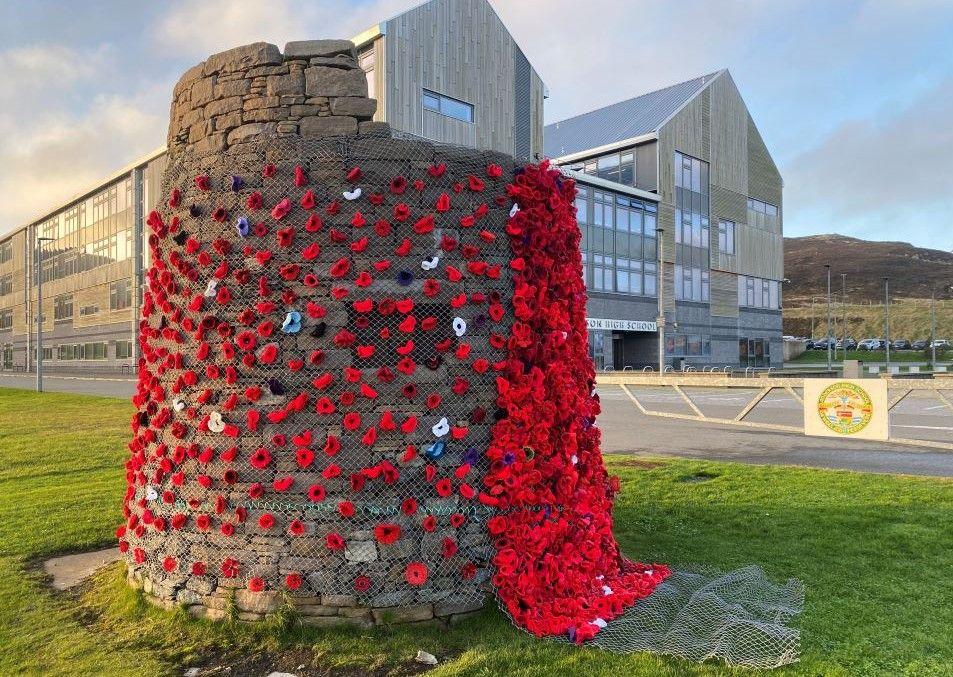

{"left": 560, "top": 168, "right": 660, "bottom": 202}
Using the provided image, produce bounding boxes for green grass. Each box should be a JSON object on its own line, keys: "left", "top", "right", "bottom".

{"left": 788, "top": 349, "right": 948, "bottom": 364}
{"left": 0, "top": 387, "right": 951, "bottom": 675}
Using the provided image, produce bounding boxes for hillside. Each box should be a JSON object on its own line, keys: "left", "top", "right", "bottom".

{"left": 783, "top": 235, "right": 953, "bottom": 340}
{"left": 784, "top": 235, "right": 953, "bottom": 304}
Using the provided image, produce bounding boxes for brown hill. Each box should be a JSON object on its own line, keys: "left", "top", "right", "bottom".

{"left": 784, "top": 234, "right": 953, "bottom": 305}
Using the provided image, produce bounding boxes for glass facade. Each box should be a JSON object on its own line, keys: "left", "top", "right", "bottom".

{"left": 673, "top": 151, "right": 710, "bottom": 303}
{"left": 36, "top": 176, "right": 135, "bottom": 284}
{"left": 577, "top": 185, "right": 658, "bottom": 296}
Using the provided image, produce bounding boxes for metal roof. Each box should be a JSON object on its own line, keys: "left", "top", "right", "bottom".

{"left": 544, "top": 70, "right": 724, "bottom": 159}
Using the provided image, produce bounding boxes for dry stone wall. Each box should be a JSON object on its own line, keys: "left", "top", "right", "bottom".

{"left": 121, "top": 41, "right": 518, "bottom": 627}
{"left": 169, "top": 41, "right": 387, "bottom": 159}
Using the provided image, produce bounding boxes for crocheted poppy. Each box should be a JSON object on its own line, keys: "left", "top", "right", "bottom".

{"left": 285, "top": 573, "right": 303, "bottom": 590}
{"left": 354, "top": 575, "right": 372, "bottom": 592}
{"left": 373, "top": 523, "right": 401, "bottom": 545}
{"left": 405, "top": 561, "right": 428, "bottom": 586}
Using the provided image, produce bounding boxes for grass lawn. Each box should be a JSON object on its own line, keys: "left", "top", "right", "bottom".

{"left": 0, "top": 387, "right": 951, "bottom": 676}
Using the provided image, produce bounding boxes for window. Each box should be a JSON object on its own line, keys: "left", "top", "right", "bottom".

{"left": 740, "top": 338, "right": 772, "bottom": 367}
{"left": 116, "top": 340, "right": 133, "bottom": 359}
{"left": 738, "top": 275, "right": 781, "bottom": 309}
{"left": 589, "top": 330, "right": 606, "bottom": 371}
{"left": 110, "top": 279, "right": 132, "bottom": 311}
{"left": 0, "top": 275, "right": 11, "bottom": 296}
{"left": 358, "top": 47, "right": 376, "bottom": 100}
{"left": 615, "top": 258, "right": 643, "bottom": 295}
{"left": 674, "top": 266, "right": 709, "bottom": 302}
{"left": 575, "top": 186, "right": 589, "bottom": 224}
{"left": 57, "top": 342, "right": 108, "bottom": 360}
{"left": 643, "top": 262, "right": 657, "bottom": 296}
{"left": 571, "top": 149, "right": 637, "bottom": 186}
{"left": 666, "top": 333, "right": 712, "bottom": 357}
{"left": 747, "top": 197, "right": 779, "bottom": 230}
{"left": 80, "top": 304, "right": 99, "bottom": 317}
{"left": 0, "top": 240, "right": 11, "bottom": 264}
{"left": 718, "top": 220, "right": 735, "bottom": 254}
{"left": 592, "top": 254, "right": 613, "bottom": 291}
{"left": 575, "top": 184, "right": 659, "bottom": 297}
{"left": 422, "top": 89, "right": 474, "bottom": 123}
{"left": 54, "top": 294, "right": 73, "bottom": 321}
{"left": 0, "top": 309, "right": 11, "bottom": 330}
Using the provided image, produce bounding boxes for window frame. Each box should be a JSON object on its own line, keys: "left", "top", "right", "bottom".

{"left": 422, "top": 88, "right": 474, "bottom": 123}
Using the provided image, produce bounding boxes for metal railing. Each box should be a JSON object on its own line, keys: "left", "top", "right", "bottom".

{"left": 597, "top": 372, "right": 953, "bottom": 451}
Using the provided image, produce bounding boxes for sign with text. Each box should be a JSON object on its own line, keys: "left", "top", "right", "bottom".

{"left": 586, "top": 317, "right": 658, "bottom": 332}
{"left": 803, "top": 379, "right": 889, "bottom": 441}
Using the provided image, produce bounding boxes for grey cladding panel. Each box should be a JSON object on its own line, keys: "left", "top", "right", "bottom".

{"left": 513, "top": 46, "right": 531, "bottom": 160}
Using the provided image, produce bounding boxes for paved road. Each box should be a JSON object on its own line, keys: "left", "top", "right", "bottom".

{"left": 2, "top": 373, "right": 950, "bottom": 477}
{"left": 0, "top": 372, "right": 134, "bottom": 398}
{"left": 598, "top": 386, "right": 953, "bottom": 477}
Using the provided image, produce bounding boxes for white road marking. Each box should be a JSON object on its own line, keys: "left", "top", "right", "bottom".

{"left": 891, "top": 424, "right": 953, "bottom": 431}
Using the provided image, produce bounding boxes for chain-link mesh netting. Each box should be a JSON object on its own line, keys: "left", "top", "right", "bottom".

{"left": 123, "top": 126, "right": 802, "bottom": 668}
{"left": 123, "top": 130, "right": 516, "bottom": 609}
{"left": 510, "top": 565, "right": 804, "bottom": 668}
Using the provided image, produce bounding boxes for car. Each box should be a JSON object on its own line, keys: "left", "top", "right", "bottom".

{"left": 912, "top": 340, "right": 929, "bottom": 350}
{"left": 812, "top": 338, "right": 833, "bottom": 350}
{"left": 891, "top": 339, "right": 912, "bottom": 350}
{"left": 858, "top": 338, "right": 883, "bottom": 351}
{"left": 931, "top": 339, "right": 951, "bottom": 349}
{"left": 836, "top": 338, "right": 857, "bottom": 350}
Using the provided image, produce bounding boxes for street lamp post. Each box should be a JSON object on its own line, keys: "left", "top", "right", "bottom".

{"left": 656, "top": 227, "right": 665, "bottom": 374}
{"left": 841, "top": 273, "right": 847, "bottom": 358}
{"left": 35, "top": 236, "right": 54, "bottom": 392}
{"left": 883, "top": 277, "right": 890, "bottom": 371}
{"left": 931, "top": 286, "right": 937, "bottom": 368}
{"left": 825, "top": 265, "right": 832, "bottom": 372}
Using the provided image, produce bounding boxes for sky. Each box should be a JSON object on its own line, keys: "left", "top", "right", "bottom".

{"left": 1, "top": 0, "right": 952, "bottom": 251}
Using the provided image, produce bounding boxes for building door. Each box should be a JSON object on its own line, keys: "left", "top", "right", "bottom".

{"left": 2, "top": 345, "right": 12, "bottom": 370}
{"left": 612, "top": 334, "right": 624, "bottom": 370}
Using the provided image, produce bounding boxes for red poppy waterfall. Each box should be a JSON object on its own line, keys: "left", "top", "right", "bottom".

{"left": 119, "top": 41, "right": 801, "bottom": 670}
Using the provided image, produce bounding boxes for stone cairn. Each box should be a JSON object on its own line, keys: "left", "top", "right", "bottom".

{"left": 122, "top": 40, "right": 516, "bottom": 626}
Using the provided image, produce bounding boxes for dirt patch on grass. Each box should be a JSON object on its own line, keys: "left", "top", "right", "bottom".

{"left": 179, "top": 647, "right": 434, "bottom": 677}
{"left": 610, "top": 458, "right": 666, "bottom": 470}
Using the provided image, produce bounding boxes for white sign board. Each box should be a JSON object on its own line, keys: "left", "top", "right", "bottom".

{"left": 586, "top": 317, "right": 657, "bottom": 332}
{"left": 803, "top": 379, "right": 889, "bottom": 441}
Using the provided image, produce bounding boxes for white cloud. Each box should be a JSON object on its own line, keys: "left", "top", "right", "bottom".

{"left": 154, "top": 0, "right": 411, "bottom": 60}
{"left": 0, "top": 87, "right": 168, "bottom": 231}
{"left": 0, "top": 44, "right": 113, "bottom": 101}
{"left": 784, "top": 75, "right": 953, "bottom": 246}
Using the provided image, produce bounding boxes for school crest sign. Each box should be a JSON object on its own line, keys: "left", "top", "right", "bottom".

{"left": 803, "top": 379, "right": 889, "bottom": 441}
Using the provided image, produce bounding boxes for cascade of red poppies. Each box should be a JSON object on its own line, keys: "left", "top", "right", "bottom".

{"left": 482, "top": 162, "right": 670, "bottom": 643}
